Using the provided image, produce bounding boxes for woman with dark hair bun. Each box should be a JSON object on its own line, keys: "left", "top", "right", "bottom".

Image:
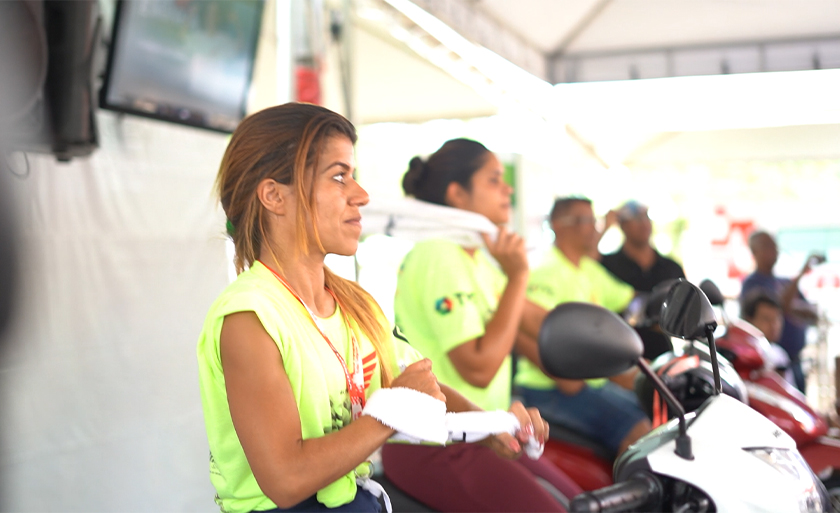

{"left": 401, "top": 139, "right": 489, "bottom": 205}
{"left": 196, "top": 106, "right": 546, "bottom": 513}
{"left": 382, "top": 139, "right": 582, "bottom": 512}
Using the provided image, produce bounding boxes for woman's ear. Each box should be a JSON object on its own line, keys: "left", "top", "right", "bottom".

{"left": 256, "top": 178, "right": 290, "bottom": 216}
{"left": 444, "top": 181, "right": 470, "bottom": 209}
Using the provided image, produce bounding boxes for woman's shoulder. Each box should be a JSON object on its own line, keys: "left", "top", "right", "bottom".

{"left": 209, "top": 265, "right": 293, "bottom": 317}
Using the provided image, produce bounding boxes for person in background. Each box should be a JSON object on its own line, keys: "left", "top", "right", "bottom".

{"left": 516, "top": 196, "right": 651, "bottom": 457}
{"left": 741, "top": 292, "right": 784, "bottom": 344}
{"left": 740, "top": 291, "right": 791, "bottom": 377}
{"left": 600, "top": 200, "right": 685, "bottom": 359}
{"left": 383, "top": 138, "right": 581, "bottom": 512}
{"left": 740, "top": 230, "right": 819, "bottom": 393}
{"left": 196, "top": 105, "right": 547, "bottom": 513}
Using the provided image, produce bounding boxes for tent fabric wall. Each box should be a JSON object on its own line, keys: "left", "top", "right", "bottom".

{"left": 0, "top": 112, "right": 229, "bottom": 511}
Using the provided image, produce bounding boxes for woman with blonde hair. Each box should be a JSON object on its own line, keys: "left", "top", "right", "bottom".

{"left": 196, "top": 104, "right": 547, "bottom": 513}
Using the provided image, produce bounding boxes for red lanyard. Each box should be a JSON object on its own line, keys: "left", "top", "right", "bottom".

{"left": 258, "top": 261, "right": 366, "bottom": 420}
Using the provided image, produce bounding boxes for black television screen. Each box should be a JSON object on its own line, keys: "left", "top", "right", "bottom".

{"left": 100, "top": 0, "right": 264, "bottom": 133}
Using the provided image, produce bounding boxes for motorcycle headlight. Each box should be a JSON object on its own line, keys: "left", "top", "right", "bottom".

{"left": 744, "top": 447, "right": 828, "bottom": 513}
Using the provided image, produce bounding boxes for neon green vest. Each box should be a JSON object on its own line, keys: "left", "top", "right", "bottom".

{"left": 197, "top": 262, "right": 422, "bottom": 512}
{"left": 394, "top": 239, "right": 510, "bottom": 411}
{"left": 516, "top": 247, "right": 635, "bottom": 389}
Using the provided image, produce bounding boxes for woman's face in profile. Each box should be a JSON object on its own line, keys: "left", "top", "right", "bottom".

{"left": 457, "top": 153, "right": 513, "bottom": 225}
{"left": 309, "top": 135, "right": 369, "bottom": 256}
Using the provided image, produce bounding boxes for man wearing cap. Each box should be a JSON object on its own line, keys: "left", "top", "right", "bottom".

{"left": 601, "top": 200, "right": 685, "bottom": 359}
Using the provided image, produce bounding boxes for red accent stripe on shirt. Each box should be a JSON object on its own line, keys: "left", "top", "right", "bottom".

{"left": 363, "top": 352, "right": 377, "bottom": 389}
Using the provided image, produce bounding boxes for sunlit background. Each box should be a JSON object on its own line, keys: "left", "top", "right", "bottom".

{"left": 3, "top": 0, "right": 840, "bottom": 510}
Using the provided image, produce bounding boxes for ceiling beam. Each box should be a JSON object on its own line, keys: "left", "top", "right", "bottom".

{"left": 408, "top": 0, "right": 549, "bottom": 80}
{"left": 551, "top": 34, "right": 840, "bottom": 83}
{"left": 548, "top": 0, "right": 614, "bottom": 57}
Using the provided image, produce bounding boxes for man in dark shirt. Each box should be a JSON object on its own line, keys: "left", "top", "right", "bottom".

{"left": 601, "top": 200, "right": 685, "bottom": 359}
{"left": 740, "top": 231, "right": 818, "bottom": 393}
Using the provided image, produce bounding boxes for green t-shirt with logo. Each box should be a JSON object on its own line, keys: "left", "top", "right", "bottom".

{"left": 516, "top": 246, "right": 635, "bottom": 390}
{"left": 197, "top": 261, "right": 424, "bottom": 513}
{"left": 394, "top": 239, "right": 510, "bottom": 411}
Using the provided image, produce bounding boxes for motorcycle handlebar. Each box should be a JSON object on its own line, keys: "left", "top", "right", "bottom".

{"left": 569, "top": 473, "right": 661, "bottom": 513}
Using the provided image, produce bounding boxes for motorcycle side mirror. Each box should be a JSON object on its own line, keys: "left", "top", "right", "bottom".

{"left": 643, "top": 279, "right": 682, "bottom": 325}
{"left": 698, "top": 279, "right": 725, "bottom": 306}
{"left": 539, "top": 300, "right": 696, "bottom": 461}
{"left": 538, "top": 302, "right": 643, "bottom": 380}
{"left": 660, "top": 279, "right": 718, "bottom": 341}
{"left": 660, "top": 279, "right": 722, "bottom": 397}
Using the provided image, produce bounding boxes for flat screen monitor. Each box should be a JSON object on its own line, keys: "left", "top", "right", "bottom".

{"left": 99, "top": 0, "right": 263, "bottom": 133}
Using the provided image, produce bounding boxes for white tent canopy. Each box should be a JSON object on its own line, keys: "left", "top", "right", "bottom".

{"left": 378, "top": 0, "right": 840, "bottom": 83}
{"left": 341, "top": 0, "right": 840, "bottom": 163}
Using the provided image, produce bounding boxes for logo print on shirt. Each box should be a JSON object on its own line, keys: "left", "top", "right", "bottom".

{"left": 435, "top": 293, "right": 475, "bottom": 314}
{"left": 363, "top": 351, "right": 377, "bottom": 389}
{"left": 435, "top": 297, "right": 454, "bottom": 314}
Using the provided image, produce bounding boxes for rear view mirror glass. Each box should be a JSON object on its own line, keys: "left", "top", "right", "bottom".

{"left": 660, "top": 280, "right": 718, "bottom": 340}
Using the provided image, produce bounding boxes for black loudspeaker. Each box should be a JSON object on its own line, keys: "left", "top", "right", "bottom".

{"left": 0, "top": 0, "right": 100, "bottom": 162}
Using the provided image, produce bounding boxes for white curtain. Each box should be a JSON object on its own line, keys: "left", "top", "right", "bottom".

{"left": 1, "top": 112, "right": 230, "bottom": 511}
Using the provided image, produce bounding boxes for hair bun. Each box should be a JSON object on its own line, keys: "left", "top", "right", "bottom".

{"left": 402, "top": 156, "right": 426, "bottom": 196}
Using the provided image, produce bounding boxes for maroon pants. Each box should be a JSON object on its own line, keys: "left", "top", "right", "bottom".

{"left": 381, "top": 443, "right": 582, "bottom": 512}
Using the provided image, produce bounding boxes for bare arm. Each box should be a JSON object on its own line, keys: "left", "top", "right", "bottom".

{"left": 780, "top": 264, "right": 818, "bottom": 324}
{"left": 448, "top": 228, "right": 529, "bottom": 388}
{"left": 441, "top": 382, "right": 482, "bottom": 413}
{"left": 448, "top": 272, "right": 529, "bottom": 388}
{"left": 440, "top": 384, "right": 550, "bottom": 460}
{"left": 221, "top": 312, "right": 442, "bottom": 508}
{"left": 779, "top": 276, "right": 802, "bottom": 314}
{"left": 593, "top": 210, "right": 619, "bottom": 261}
{"left": 519, "top": 299, "right": 548, "bottom": 341}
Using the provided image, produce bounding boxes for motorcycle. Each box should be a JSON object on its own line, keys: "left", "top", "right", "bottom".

{"left": 531, "top": 283, "right": 691, "bottom": 493}
{"left": 538, "top": 279, "right": 830, "bottom": 512}
{"left": 638, "top": 279, "right": 840, "bottom": 503}
{"left": 700, "top": 279, "right": 840, "bottom": 507}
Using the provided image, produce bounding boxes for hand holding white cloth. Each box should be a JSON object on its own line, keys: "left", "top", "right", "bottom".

{"left": 362, "top": 388, "right": 544, "bottom": 459}
{"left": 363, "top": 387, "right": 449, "bottom": 444}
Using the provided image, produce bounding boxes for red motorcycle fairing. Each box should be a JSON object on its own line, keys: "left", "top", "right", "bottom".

{"left": 798, "top": 436, "right": 840, "bottom": 479}
{"left": 745, "top": 371, "right": 828, "bottom": 445}
{"left": 541, "top": 438, "right": 613, "bottom": 492}
{"left": 714, "top": 319, "right": 767, "bottom": 377}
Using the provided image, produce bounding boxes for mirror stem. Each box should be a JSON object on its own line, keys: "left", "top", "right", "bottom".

{"left": 705, "top": 326, "right": 722, "bottom": 395}
{"left": 637, "top": 358, "right": 693, "bottom": 460}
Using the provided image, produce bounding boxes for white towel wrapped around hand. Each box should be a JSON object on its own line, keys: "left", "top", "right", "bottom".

{"left": 363, "top": 387, "right": 449, "bottom": 444}
{"left": 363, "top": 388, "right": 544, "bottom": 459}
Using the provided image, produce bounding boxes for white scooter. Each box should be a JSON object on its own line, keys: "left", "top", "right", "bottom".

{"left": 537, "top": 279, "right": 830, "bottom": 513}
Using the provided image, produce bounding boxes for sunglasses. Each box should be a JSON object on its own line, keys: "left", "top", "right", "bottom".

{"left": 558, "top": 215, "right": 597, "bottom": 226}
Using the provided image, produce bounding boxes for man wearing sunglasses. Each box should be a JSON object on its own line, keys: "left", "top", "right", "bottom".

{"left": 514, "top": 196, "right": 651, "bottom": 458}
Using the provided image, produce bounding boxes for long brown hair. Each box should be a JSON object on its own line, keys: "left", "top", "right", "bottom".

{"left": 216, "top": 102, "right": 394, "bottom": 385}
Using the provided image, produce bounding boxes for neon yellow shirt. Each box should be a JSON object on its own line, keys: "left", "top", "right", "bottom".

{"left": 197, "top": 261, "right": 424, "bottom": 513}
{"left": 516, "top": 246, "right": 635, "bottom": 390}
{"left": 394, "top": 239, "right": 510, "bottom": 411}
